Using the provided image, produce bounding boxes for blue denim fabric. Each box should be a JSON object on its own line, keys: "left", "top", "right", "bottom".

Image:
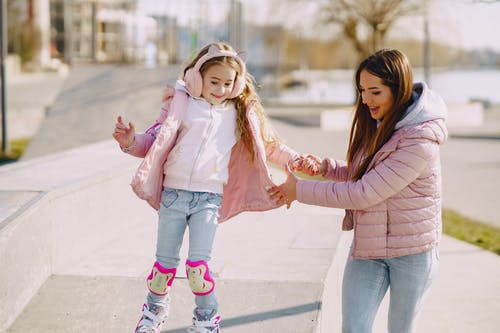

{"left": 147, "top": 187, "right": 222, "bottom": 312}
{"left": 342, "top": 248, "right": 439, "bottom": 333}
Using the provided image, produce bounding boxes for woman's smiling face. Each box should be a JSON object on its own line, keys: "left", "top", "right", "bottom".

{"left": 359, "top": 69, "right": 394, "bottom": 121}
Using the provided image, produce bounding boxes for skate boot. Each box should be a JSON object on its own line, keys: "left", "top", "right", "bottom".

{"left": 134, "top": 303, "right": 168, "bottom": 333}
{"left": 187, "top": 308, "right": 221, "bottom": 333}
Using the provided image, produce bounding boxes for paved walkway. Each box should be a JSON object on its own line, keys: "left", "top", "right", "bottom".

{"left": 3, "top": 66, "right": 500, "bottom": 332}
{"left": 2, "top": 71, "right": 66, "bottom": 140}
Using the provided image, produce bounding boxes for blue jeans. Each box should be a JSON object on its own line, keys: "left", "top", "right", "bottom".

{"left": 342, "top": 248, "right": 439, "bottom": 333}
{"left": 147, "top": 187, "right": 222, "bottom": 311}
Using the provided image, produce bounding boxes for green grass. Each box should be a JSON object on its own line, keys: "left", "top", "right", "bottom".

{"left": 0, "top": 138, "right": 31, "bottom": 165}
{"left": 442, "top": 208, "right": 500, "bottom": 255}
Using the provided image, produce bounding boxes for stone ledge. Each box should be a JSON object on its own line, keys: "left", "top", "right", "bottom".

{"left": 0, "top": 190, "right": 45, "bottom": 229}
{"left": 0, "top": 140, "right": 148, "bottom": 332}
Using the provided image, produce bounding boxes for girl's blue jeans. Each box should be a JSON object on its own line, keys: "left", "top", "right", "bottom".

{"left": 147, "top": 187, "right": 222, "bottom": 312}
{"left": 342, "top": 247, "right": 439, "bottom": 333}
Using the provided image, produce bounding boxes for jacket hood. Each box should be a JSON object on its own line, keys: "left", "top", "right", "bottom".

{"left": 395, "top": 82, "right": 448, "bottom": 144}
{"left": 176, "top": 80, "right": 191, "bottom": 96}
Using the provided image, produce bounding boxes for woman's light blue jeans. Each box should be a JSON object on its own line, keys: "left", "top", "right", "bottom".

{"left": 147, "top": 187, "right": 222, "bottom": 312}
{"left": 342, "top": 248, "right": 439, "bottom": 333}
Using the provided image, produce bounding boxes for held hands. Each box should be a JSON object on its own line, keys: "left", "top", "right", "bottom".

{"left": 291, "top": 154, "right": 325, "bottom": 176}
{"left": 268, "top": 162, "right": 298, "bottom": 209}
{"left": 112, "top": 116, "right": 135, "bottom": 148}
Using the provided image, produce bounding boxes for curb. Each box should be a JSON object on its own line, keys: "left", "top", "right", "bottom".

{"left": 316, "top": 230, "right": 353, "bottom": 333}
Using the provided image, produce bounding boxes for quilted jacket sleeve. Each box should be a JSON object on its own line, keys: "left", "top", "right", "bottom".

{"left": 266, "top": 141, "right": 300, "bottom": 168}
{"left": 322, "top": 157, "right": 349, "bottom": 181}
{"left": 122, "top": 98, "right": 172, "bottom": 158}
{"left": 297, "top": 136, "right": 437, "bottom": 210}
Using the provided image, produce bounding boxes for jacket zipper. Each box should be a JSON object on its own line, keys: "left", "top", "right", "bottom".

{"left": 189, "top": 105, "right": 215, "bottom": 185}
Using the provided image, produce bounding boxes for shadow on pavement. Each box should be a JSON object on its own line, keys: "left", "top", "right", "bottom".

{"left": 163, "top": 301, "right": 322, "bottom": 333}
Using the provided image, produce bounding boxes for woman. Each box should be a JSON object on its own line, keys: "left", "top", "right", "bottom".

{"left": 270, "top": 49, "right": 448, "bottom": 333}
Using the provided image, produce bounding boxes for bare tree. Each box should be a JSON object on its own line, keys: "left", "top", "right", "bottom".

{"left": 319, "top": 0, "right": 421, "bottom": 60}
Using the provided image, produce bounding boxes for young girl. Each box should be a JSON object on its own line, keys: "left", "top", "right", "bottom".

{"left": 270, "top": 49, "right": 448, "bottom": 333}
{"left": 112, "top": 42, "right": 299, "bottom": 333}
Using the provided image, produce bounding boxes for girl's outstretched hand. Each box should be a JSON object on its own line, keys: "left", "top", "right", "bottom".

{"left": 268, "top": 162, "right": 298, "bottom": 209}
{"left": 112, "top": 116, "right": 135, "bottom": 148}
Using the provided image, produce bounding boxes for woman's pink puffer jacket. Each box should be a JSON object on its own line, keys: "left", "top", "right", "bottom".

{"left": 297, "top": 82, "right": 448, "bottom": 259}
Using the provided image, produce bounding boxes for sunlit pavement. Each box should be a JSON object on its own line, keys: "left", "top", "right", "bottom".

{"left": 3, "top": 65, "right": 500, "bottom": 332}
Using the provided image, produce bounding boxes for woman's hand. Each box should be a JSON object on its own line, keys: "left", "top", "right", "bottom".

{"left": 112, "top": 115, "right": 135, "bottom": 148}
{"left": 268, "top": 162, "right": 298, "bottom": 209}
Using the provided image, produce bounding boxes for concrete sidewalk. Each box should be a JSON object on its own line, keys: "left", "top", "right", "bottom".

{"left": 3, "top": 66, "right": 500, "bottom": 332}
{"left": 4, "top": 150, "right": 499, "bottom": 332}
{"left": 2, "top": 143, "right": 344, "bottom": 332}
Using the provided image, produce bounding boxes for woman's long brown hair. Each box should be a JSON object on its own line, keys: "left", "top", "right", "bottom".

{"left": 347, "top": 49, "right": 414, "bottom": 180}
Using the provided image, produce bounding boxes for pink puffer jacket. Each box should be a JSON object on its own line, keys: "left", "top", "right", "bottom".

{"left": 297, "top": 82, "right": 448, "bottom": 258}
{"left": 123, "top": 88, "right": 298, "bottom": 223}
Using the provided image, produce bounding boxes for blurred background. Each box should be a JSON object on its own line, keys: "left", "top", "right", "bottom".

{"left": 1, "top": 3, "right": 500, "bottom": 331}
{"left": 1, "top": 0, "right": 500, "bottom": 156}
{"left": 3, "top": 0, "right": 500, "bottom": 98}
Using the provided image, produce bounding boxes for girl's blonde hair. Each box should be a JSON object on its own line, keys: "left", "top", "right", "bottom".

{"left": 183, "top": 42, "right": 280, "bottom": 160}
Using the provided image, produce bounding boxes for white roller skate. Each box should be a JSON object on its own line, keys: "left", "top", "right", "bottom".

{"left": 187, "top": 308, "right": 221, "bottom": 333}
{"left": 134, "top": 303, "right": 168, "bottom": 333}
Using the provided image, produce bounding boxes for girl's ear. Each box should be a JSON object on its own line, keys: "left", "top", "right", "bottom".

{"left": 184, "top": 67, "right": 203, "bottom": 97}
{"left": 230, "top": 72, "right": 245, "bottom": 99}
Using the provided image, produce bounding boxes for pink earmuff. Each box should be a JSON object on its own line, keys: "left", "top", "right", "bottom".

{"left": 184, "top": 45, "right": 246, "bottom": 99}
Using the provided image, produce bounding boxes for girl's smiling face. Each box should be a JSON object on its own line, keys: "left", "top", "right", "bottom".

{"left": 359, "top": 69, "right": 394, "bottom": 121}
{"left": 201, "top": 64, "right": 237, "bottom": 105}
